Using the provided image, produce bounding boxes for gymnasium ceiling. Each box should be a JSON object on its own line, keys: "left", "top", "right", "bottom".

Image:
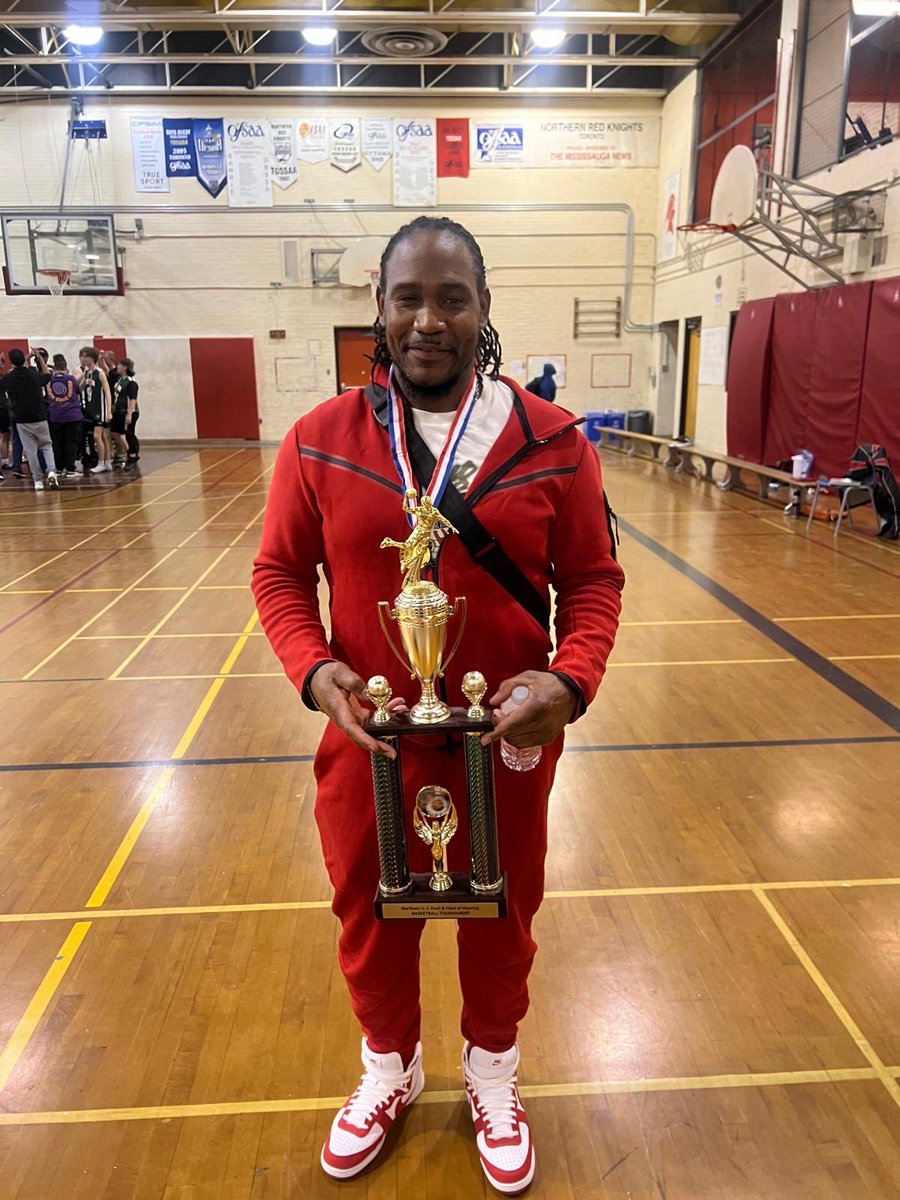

{"left": 0, "top": 1, "right": 753, "bottom": 96}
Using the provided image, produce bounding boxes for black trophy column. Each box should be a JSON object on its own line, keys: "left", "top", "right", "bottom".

{"left": 464, "top": 733, "right": 502, "bottom": 893}
{"left": 370, "top": 739, "right": 411, "bottom": 894}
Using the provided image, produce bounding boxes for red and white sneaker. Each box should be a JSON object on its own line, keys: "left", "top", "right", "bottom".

{"left": 321, "top": 1039, "right": 424, "bottom": 1179}
{"left": 463, "top": 1043, "right": 535, "bottom": 1194}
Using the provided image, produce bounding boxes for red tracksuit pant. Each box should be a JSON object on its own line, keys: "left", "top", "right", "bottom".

{"left": 313, "top": 722, "right": 563, "bottom": 1059}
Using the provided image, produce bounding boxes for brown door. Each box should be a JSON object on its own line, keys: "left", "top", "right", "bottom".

{"left": 682, "top": 324, "right": 701, "bottom": 441}
{"left": 335, "top": 327, "right": 376, "bottom": 393}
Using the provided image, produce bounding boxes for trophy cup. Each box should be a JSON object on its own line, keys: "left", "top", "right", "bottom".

{"left": 367, "top": 491, "right": 507, "bottom": 920}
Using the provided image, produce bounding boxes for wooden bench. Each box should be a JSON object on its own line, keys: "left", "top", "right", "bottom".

{"left": 595, "top": 427, "right": 812, "bottom": 507}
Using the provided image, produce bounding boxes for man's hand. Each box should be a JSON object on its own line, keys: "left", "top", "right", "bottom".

{"left": 310, "top": 661, "right": 407, "bottom": 758}
{"left": 481, "top": 670, "right": 577, "bottom": 749}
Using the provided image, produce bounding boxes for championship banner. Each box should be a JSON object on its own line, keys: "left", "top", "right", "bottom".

{"left": 270, "top": 119, "right": 297, "bottom": 190}
{"left": 193, "top": 119, "right": 227, "bottom": 197}
{"left": 393, "top": 117, "right": 437, "bottom": 207}
{"left": 660, "top": 169, "right": 680, "bottom": 262}
{"left": 362, "top": 118, "right": 393, "bottom": 172}
{"left": 163, "top": 118, "right": 197, "bottom": 178}
{"left": 130, "top": 117, "right": 169, "bottom": 193}
{"left": 329, "top": 118, "right": 362, "bottom": 172}
{"left": 471, "top": 116, "right": 660, "bottom": 169}
{"left": 226, "top": 118, "right": 273, "bottom": 208}
{"left": 296, "top": 117, "right": 329, "bottom": 165}
{"left": 436, "top": 118, "right": 469, "bottom": 178}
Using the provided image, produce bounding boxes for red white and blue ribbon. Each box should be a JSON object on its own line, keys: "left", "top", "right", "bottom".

{"left": 386, "top": 365, "right": 479, "bottom": 526}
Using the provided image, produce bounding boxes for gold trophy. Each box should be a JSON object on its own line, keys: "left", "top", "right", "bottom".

{"left": 378, "top": 489, "right": 467, "bottom": 724}
{"left": 368, "top": 492, "right": 507, "bottom": 921}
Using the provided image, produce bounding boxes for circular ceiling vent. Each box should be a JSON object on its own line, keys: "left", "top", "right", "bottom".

{"left": 361, "top": 27, "right": 448, "bottom": 57}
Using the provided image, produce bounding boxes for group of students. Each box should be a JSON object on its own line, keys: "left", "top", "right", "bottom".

{"left": 0, "top": 345, "right": 140, "bottom": 490}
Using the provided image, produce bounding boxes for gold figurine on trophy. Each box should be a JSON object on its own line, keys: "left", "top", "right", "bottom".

{"left": 413, "top": 786, "right": 458, "bottom": 892}
{"left": 377, "top": 489, "right": 467, "bottom": 725}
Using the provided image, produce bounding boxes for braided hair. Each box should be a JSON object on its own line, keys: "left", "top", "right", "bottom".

{"left": 371, "top": 216, "right": 503, "bottom": 379}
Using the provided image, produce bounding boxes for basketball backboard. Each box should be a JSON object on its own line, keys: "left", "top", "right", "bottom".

{"left": 1, "top": 214, "right": 124, "bottom": 296}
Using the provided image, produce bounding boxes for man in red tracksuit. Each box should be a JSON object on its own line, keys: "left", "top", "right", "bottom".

{"left": 252, "top": 216, "right": 623, "bottom": 1194}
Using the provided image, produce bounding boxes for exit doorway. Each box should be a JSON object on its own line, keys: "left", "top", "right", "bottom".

{"left": 335, "top": 326, "right": 376, "bottom": 393}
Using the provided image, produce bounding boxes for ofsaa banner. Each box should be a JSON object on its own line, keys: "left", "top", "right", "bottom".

{"left": 471, "top": 116, "right": 659, "bottom": 168}
{"left": 270, "top": 119, "right": 297, "bottom": 190}
{"left": 225, "top": 118, "right": 273, "bottom": 208}
{"left": 193, "top": 119, "right": 227, "bottom": 197}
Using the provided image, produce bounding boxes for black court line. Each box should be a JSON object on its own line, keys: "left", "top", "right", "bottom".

{"left": 1, "top": 735, "right": 898, "bottom": 774}
{"left": 619, "top": 516, "right": 900, "bottom": 733}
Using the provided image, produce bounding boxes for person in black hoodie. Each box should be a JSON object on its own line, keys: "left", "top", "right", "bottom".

{"left": 0, "top": 348, "right": 59, "bottom": 490}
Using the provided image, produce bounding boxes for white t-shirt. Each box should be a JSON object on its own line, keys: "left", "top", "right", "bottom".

{"left": 410, "top": 376, "right": 513, "bottom": 496}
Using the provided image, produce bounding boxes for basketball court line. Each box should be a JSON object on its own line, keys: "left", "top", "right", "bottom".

{"left": 0, "top": 1066, "right": 883, "bottom": 1127}
{"left": 753, "top": 888, "right": 900, "bottom": 1111}
{"left": 619, "top": 518, "right": 900, "bottom": 732}
{"left": 0, "top": 449, "right": 247, "bottom": 593}
{"left": 22, "top": 469, "right": 269, "bottom": 680}
{"left": 4, "top": 875, "right": 900, "bottom": 926}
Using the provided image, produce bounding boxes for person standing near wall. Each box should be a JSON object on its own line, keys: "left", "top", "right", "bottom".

{"left": 0, "top": 348, "right": 59, "bottom": 491}
{"left": 47, "top": 354, "right": 83, "bottom": 479}
{"left": 79, "top": 347, "right": 113, "bottom": 473}
{"left": 111, "top": 358, "right": 140, "bottom": 469}
{"left": 525, "top": 363, "right": 557, "bottom": 403}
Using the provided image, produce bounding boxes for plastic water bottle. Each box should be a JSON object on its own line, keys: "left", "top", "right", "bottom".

{"left": 499, "top": 685, "right": 542, "bottom": 772}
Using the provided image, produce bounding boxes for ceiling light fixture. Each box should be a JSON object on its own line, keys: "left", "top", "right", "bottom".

{"left": 302, "top": 26, "right": 338, "bottom": 46}
{"left": 851, "top": 1, "right": 899, "bottom": 15}
{"left": 530, "top": 26, "right": 567, "bottom": 49}
{"left": 62, "top": 24, "right": 104, "bottom": 46}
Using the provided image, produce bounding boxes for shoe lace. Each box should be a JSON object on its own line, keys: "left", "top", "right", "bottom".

{"left": 473, "top": 1072, "right": 518, "bottom": 1140}
{"left": 342, "top": 1068, "right": 404, "bottom": 1131}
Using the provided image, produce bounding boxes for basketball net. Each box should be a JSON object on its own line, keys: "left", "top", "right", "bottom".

{"left": 676, "top": 223, "right": 735, "bottom": 272}
{"left": 365, "top": 268, "right": 380, "bottom": 301}
{"left": 37, "top": 269, "right": 71, "bottom": 297}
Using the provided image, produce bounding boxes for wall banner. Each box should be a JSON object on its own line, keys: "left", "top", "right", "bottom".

{"left": 472, "top": 123, "right": 525, "bottom": 166}
{"left": 660, "top": 169, "right": 681, "bottom": 262}
{"left": 296, "top": 118, "right": 329, "bottom": 165}
{"left": 270, "top": 119, "right": 297, "bottom": 190}
{"left": 130, "top": 117, "right": 169, "bottom": 193}
{"left": 163, "top": 118, "right": 197, "bottom": 178}
{"left": 226, "top": 118, "right": 273, "bottom": 208}
{"left": 329, "top": 118, "right": 361, "bottom": 173}
{"left": 470, "top": 117, "right": 660, "bottom": 169}
{"left": 362, "top": 118, "right": 393, "bottom": 171}
{"left": 437, "top": 118, "right": 469, "bottom": 178}
{"left": 192, "top": 119, "right": 227, "bottom": 198}
{"left": 393, "top": 118, "right": 437, "bottom": 207}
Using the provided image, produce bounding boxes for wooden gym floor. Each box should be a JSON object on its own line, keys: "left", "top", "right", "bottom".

{"left": 0, "top": 444, "right": 899, "bottom": 1200}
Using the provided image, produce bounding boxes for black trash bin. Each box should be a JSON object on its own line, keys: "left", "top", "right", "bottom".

{"left": 626, "top": 409, "right": 653, "bottom": 434}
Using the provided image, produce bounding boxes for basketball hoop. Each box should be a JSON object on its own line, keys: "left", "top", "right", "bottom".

{"left": 36, "top": 268, "right": 70, "bottom": 297}
{"left": 365, "top": 268, "right": 380, "bottom": 300}
{"left": 676, "top": 223, "right": 735, "bottom": 272}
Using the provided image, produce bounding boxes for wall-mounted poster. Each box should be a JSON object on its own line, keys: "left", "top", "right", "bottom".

{"left": 393, "top": 117, "right": 437, "bottom": 207}
{"left": 526, "top": 355, "right": 567, "bottom": 389}
{"left": 130, "top": 117, "right": 169, "bottom": 193}
{"left": 437, "top": 118, "right": 469, "bottom": 178}
{"left": 471, "top": 117, "right": 659, "bottom": 169}
{"left": 660, "top": 169, "right": 681, "bottom": 262}
{"left": 192, "top": 119, "right": 227, "bottom": 198}
{"left": 329, "top": 118, "right": 361, "bottom": 172}
{"left": 362, "top": 118, "right": 393, "bottom": 171}
{"left": 270, "top": 119, "right": 297, "bottom": 190}
{"left": 296, "top": 117, "right": 329, "bottom": 165}
{"left": 226, "top": 117, "right": 273, "bottom": 207}
{"left": 163, "top": 118, "right": 197, "bottom": 178}
{"left": 472, "top": 123, "right": 525, "bottom": 166}
{"left": 699, "top": 326, "right": 729, "bottom": 387}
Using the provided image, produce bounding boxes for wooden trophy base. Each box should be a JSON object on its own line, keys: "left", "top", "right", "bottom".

{"left": 375, "top": 872, "right": 507, "bottom": 920}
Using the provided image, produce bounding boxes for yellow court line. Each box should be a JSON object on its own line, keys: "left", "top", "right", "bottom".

{"left": 0, "top": 449, "right": 246, "bottom": 593}
{"left": 117, "top": 672, "right": 278, "bottom": 681}
{"left": 23, "top": 470, "right": 269, "bottom": 681}
{"left": 133, "top": 586, "right": 188, "bottom": 592}
{"left": 606, "top": 657, "right": 794, "bottom": 668}
{"left": 0, "top": 922, "right": 92, "bottom": 1094}
{"left": 75, "top": 632, "right": 265, "bottom": 641}
{"left": 776, "top": 614, "right": 900, "bottom": 622}
{"left": 0, "top": 1066, "right": 880, "bottom": 1127}
{"left": 753, "top": 889, "right": 900, "bottom": 1111}
{"left": 6, "top": 876, "right": 900, "bottom": 927}
{"left": 66, "top": 588, "right": 126, "bottom": 593}
{"left": 0, "top": 590, "right": 54, "bottom": 595}
{"left": 197, "top": 584, "right": 249, "bottom": 590}
{"left": 829, "top": 654, "right": 900, "bottom": 662}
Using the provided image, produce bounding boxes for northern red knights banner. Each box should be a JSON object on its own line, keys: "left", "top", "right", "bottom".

{"left": 437, "top": 118, "right": 469, "bottom": 178}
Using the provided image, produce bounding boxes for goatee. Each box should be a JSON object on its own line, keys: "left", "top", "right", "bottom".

{"left": 393, "top": 362, "right": 466, "bottom": 406}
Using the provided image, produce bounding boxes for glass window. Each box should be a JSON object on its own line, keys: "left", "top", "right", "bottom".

{"left": 843, "top": 13, "right": 899, "bottom": 159}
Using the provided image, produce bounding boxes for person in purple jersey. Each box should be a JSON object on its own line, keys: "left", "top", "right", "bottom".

{"left": 46, "top": 355, "right": 83, "bottom": 479}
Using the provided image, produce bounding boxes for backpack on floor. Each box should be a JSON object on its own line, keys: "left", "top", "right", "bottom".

{"left": 848, "top": 444, "right": 900, "bottom": 538}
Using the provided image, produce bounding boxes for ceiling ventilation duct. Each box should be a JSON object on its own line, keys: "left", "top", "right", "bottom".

{"left": 361, "top": 28, "right": 449, "bottom": 57}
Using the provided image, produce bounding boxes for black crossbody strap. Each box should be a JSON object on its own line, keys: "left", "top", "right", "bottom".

{"left": 404, "top": 408, "right": 551, "bottom": 633}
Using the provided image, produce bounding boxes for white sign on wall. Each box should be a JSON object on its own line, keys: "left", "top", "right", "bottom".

{"left": 362, "top": 118, "right": 394, "bottom": 171}
{"left": 270, "top": 119, "right": 297, "bottom": 190}
{"left": 329, "top": 118, "right": 361, "bottom": 172}
{"left": 471, "top": 116, "right": 659, "bottom": 169}
{"left": 296, "top": 117, "right": 329, "bottom": 165}
{"left": 130, "top": 117, "right": 169, "bottom": 193}
{"left": 225, "top": 118, "right": 273, "bottom": 207}
{"left": 699, "top": 326, "right": 729, "bottom": 387}
{"left": 393, "top": 118, "right": 437, "bottom": 207}
{"left": 660, "top": 169, "right": 681, "bottom": 262}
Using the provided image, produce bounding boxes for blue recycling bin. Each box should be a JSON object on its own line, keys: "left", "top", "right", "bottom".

{"left": 604, "top": 410, "right": 626, "bottom": 445}
{"left": 584, "top": 412, "right": 607, "bottom": 443}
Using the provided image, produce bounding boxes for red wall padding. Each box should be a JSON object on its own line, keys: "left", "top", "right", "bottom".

{"left": 190, "top": 337, "right": 260, "bottom": 440}
{"left": 0, "top": 339, "right": 30, "bottom": 371}
{"left": 726, "top": 298, "right": 775, "bottom": 462}
{"left": 858, "top": 278, "right": 900, "bottom": 466}
{"left": 804, "top": 282, "right": 872, "bottom": 478}
{"left": 763, "top": 291, "right": 819, "bottom": 464}
{"left": 93, "top": 336, "right": 128, "bottom": 361}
